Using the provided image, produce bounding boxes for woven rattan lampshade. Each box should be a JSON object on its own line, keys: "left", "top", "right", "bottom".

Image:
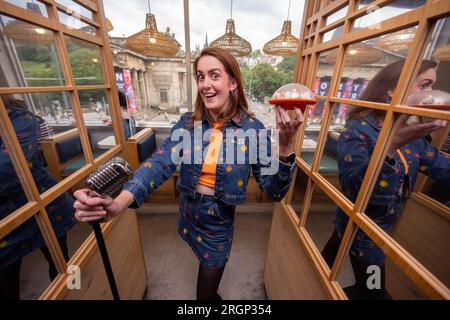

{"left": 105, "top": 18, "right": 113, "bottom": 32}
{"left": 3, "top": 2, "right": 55, "bottom": 44}
{"left": 125, "top": 13, "right": 178, "bottom": 57}
{"left": 210, "top": 19, "right": 252, "bottom": 57}
{"left": 3, "top": 20, "right": 55, "bottom": 44}
{"left": 377, "top": 27, "right": 416, "bottom": 52}
{"left": 326, "top": 43, "right": 383, "bottom": 66}
{"left": 432, "top": 44, "right": 450, "bottom": 60}
{"left": 263, "top": 20, "right": 298, "bottom": 56}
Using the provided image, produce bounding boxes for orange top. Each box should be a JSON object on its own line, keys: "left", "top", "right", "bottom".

{"left": 198, "top": 121, "right": 223, "bottom": 189}
{"left": 396, "top": 149, "right": 409, "bottom": 175}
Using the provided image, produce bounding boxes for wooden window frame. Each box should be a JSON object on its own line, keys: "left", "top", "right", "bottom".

{"left": 0, "top": 0, "right": 127, "bottom": 299}
{"left": 286, "top": 0, "right": 450, "bottom": 299}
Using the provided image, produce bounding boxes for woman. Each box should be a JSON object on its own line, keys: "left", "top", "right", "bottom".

{"left": 117, "top": 90, "right": 135, "bottom": 139}
{"left": 73, "top": 47, "right": 304, "bottom": 300}
{"left": 0, "top": 97, "right": 76, "bottom": 300}
{"left": 321, "top": 59, "right": 450, "bottom": 299}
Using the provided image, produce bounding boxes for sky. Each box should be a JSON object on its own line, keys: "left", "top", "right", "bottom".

{"left": 103, "top": 0, "right": 305, "bottom": 52}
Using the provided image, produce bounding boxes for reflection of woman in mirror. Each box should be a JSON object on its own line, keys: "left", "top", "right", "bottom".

{"left": 321, "top": 59, "right": 450, "bottom": 299}
{"left": 0, "top": 97, "right": 76, "bottom": 300}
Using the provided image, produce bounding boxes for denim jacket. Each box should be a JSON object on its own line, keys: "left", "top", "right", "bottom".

{"left": 123, "top": 111, "right": 296, "bottom": 207}
{"left": 0, "top": 106, "right": 48, "bottom": 196}
{"left": 0, "top": 106, "right": 76, "bottom": 269}
{"left": 337, "top": 114, "right": 450, "bottom": 207}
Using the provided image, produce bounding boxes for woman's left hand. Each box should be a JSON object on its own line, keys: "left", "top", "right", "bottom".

{"left": 275, "top": 106, "right": 304, "bottom": 156}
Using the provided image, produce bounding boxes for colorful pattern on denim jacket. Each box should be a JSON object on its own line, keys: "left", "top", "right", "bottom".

{"left": 123, "top": 111, "right": 296, "bottom": 207}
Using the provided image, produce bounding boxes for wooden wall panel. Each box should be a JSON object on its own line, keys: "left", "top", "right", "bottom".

{"left": 43, "top": 210, "right": 147, "bottom": 299}
{"left": 264, "top": 204, "right": 329, "bottom": 299}
{"left": 386, "top": 194, "right": 450, "bottom": 299}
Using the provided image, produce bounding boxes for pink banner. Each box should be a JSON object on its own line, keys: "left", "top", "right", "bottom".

{"left": 122, "top": 69, "right": 137, "bottom": 113}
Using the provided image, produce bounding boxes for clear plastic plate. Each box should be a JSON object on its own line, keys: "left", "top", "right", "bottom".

{"left": 405, "top": 90, "right": 450, "bottom": 110}
{"left": 268, "top": 83, "right": 317, "bottom": 111}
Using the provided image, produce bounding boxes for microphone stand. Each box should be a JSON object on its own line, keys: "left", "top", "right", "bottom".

{"left": 85, "top": 157, "right": 133, "bottom": 300}
{"left": 90, "top": 219, "right": 120, "bottom": 300}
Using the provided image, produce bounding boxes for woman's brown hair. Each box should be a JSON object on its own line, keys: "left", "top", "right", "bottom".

{"left": 347, "top": 59, "right": 437, "bottom": 121}
{"left": 190, "top": 47, "right": 252, "bottom": 127}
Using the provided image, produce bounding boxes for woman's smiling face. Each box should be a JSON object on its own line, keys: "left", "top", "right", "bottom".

{"left": 196, "top": 55, "right": 237, "bottom": 117}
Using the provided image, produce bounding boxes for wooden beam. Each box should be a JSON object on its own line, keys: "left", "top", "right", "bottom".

{"left": 0, "top": 202, "right": 39, "bottom": 240}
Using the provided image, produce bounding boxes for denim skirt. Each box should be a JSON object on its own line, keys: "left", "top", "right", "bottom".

{"left": 177, "top": 191, "right": 236, "bottom": 269}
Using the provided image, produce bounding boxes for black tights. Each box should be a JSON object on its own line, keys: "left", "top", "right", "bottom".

{"left": 196, "top": 263, "right": 225, "bottom": 300}
{"left": 0, "top": 235, "right": 69, "bottom": 300}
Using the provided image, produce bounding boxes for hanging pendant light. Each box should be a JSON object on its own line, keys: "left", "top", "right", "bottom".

{"left": 377, "top": 27, "right": 416, "bottom": 52}
{"left": 125, "top": 0, "right": 178, "bottom": 57}
{"left": 375, "top": 1, "right": 420, "bottom": 52}
{"left": 210, "top": 0, "right": 252, "bottom": 57}
{"left": 263, "top": 0, "right": 299, "bottom": 56}
{"left": 105, "top": 18, "right": 114, "bottom": 32}
{"left": 326, "top": 43, "right": 383, "bottom": 66}
{"left": 3, "top": 2, "right": 55, "bottom": 44}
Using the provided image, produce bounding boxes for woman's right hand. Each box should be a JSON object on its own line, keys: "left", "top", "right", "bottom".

{"left": 73, "top": 189, "right": 133, "bottom": 222}
{"left": 388, "top": 114, "right": 447, "bottom": 155}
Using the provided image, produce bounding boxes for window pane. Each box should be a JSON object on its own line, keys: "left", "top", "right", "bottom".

{"left": 4, "top": 0, "right": 48, "bottom": 17}
{"left": 322, "top": 25, "right": 344, "bottom": 43}
{"left": 325, "top": 6, "right": 348, "bottom": 26}
{"left": 2, "top": 92, "right": 89, "bottom": 190}
{"left": 78, "top": 89, "right": 116, "bottom": 158}
{"left": 337, "top": 27, "right": 418, "bottom": 103}
{"left": 352, "top": 0, "right": 426, "bottom": 30}
{"left": 291, "top": 170, "right": 308, "bottom": 220}
{"left": 305, "top": 184, "right": 342, "bottom": 268}
{"left": 56, "top": 0, "right": 94, "bottom": 20}
{"left": 310, "top": 49, "right": 335, "bottom": 126}
{"left": 0, "top": 96, "right": 36, "bottom": 213}
{"left": 316, "top": 103, "right": 343, "bottom": 190}
{"left": 0, "top": 16, "right": 65, "bottom": 87}
{"left": 19, "top": 243, "right": 55, "bottom": 299}
{"left": 58, "top": 11, "right": 96, "bottom": 36}
{"left": 65, "top": 208, "right": 92, "bottom": 273}
{"left": 335, "top": 229, "right": 429, "bottom": 299}
{"left": 329, "top": 103, "right": 387, "bottom": 206}
{"left": 415, "top": 16, "right": 450, "bottom": 207}
{"left": 65, "top": 36, "right": 105, "bottom": 85}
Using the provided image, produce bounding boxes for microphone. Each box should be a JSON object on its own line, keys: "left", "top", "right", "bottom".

{"left": 85, "top": 156, "right": 133, "bottom": 301}
{"left": 86, "top": 156, "right": 134, "bottom": 198}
